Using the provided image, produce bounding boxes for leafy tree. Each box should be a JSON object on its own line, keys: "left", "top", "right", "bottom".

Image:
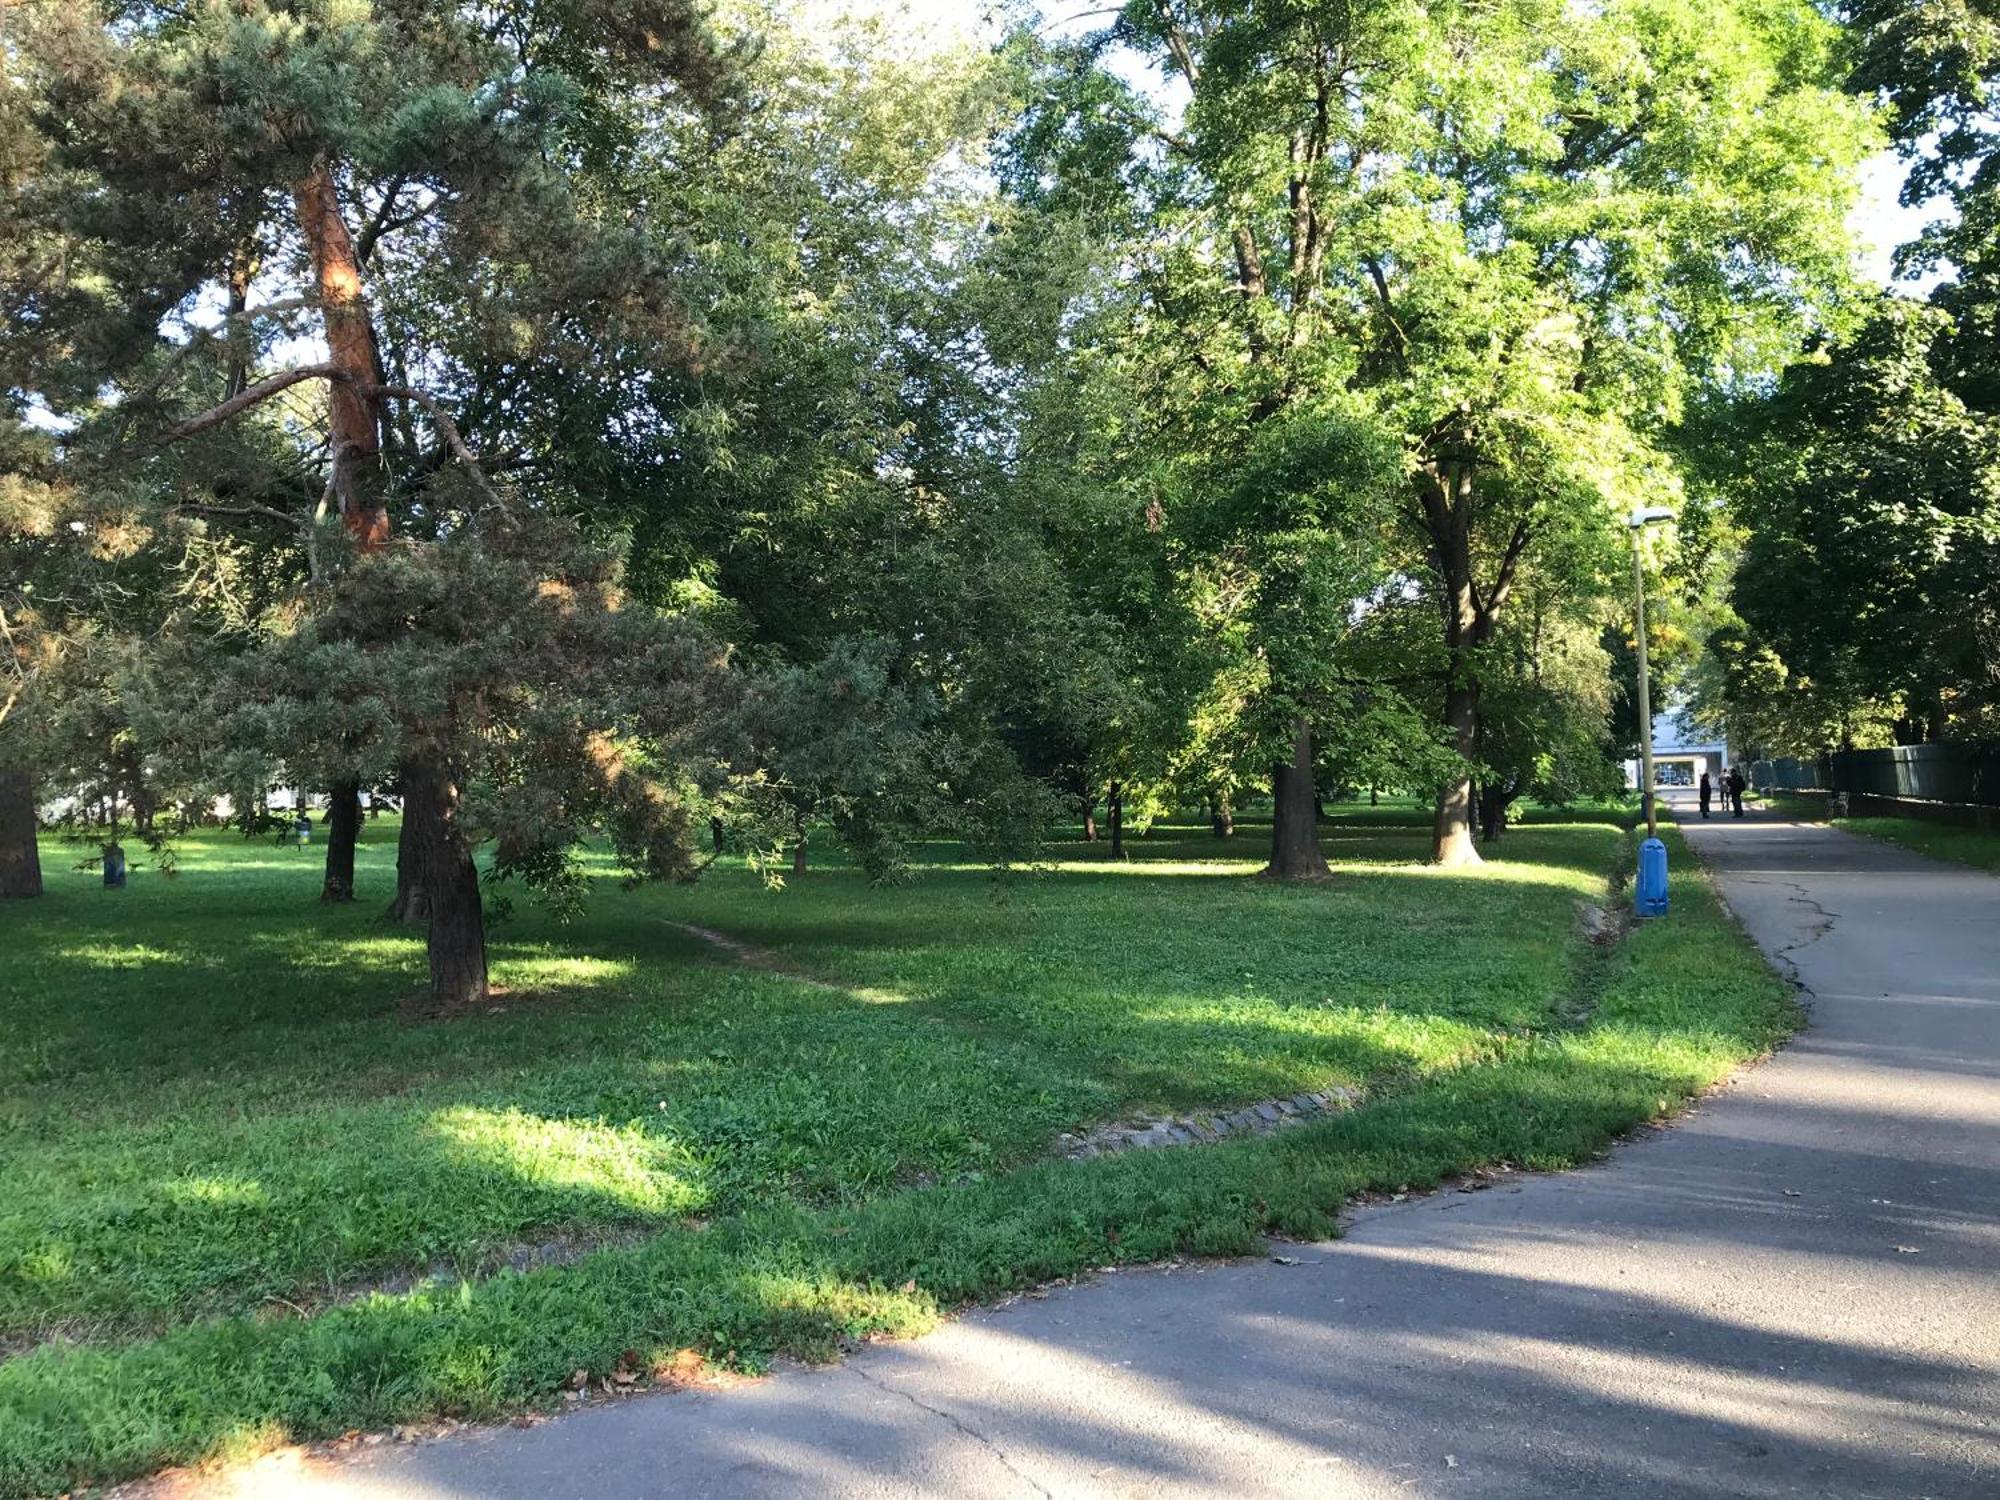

{"left": 1015, "top": 0, "right": 1875, "bottom": 867}
{"left": 1726, "top": 300, "right": 2000, "bottom": 743}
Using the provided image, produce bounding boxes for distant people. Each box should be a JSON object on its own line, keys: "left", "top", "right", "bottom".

{"left": 1727, "top": 768, "right": 1747, "bottom": 818}
{"left": 1698, "top": 771, "right": 1714, "bottom": 819}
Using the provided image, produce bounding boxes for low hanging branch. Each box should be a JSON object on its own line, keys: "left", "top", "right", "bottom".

{"left": 148, "top": 364, "right": 509, "bottom": 516}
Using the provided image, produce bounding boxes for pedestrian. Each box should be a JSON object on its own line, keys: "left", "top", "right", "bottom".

{"left": 1698, "top": 771, "right": 1713, "bottom": 819}
{"left": 1727, "top": 768, "right": 1746, "bottom": 818}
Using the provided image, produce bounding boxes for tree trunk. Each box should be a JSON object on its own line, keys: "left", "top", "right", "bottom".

{"left": 1208, "top": 792, "right": 1234, "bottom": 839}
{"left": 1433, "top": 680, "right": 1483, "bottom": 867}
{"left": 791, "top": 814, "right": 808, "bottom": 876}
{"left": 321, "top": 780, "right": 361, "bottom": 902}
{"left": 387, "top": 792, "right": 429, "bottom": 923}
{"left": 292, "top": 159, "right": 388, "bottom": 549}
{"left": 1082, "top": 797, "right": 1098, "bottom": 842}
{"left": 1108, "top": 780, "right": 1125, "bottom": 859}
{"left": 0, "top": 768, "right": 43, "bottom": 899}
{"left": 1263, "top": 718, "right": 1331, "bottom": 880}
{"left": 403, "top": 758, "right": 487, "bottom": 1008}
{"left": 710, "top": 815, "right": 726, "bottom": 855}
{"left": 1477, "top": 782, "right": 1513, "bottom": 844}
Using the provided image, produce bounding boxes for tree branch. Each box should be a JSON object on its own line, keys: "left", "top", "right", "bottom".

{"left": 1365, "top": 257, "right": 1411, "bottom": 373}
{"left": 364, "top": 384, "right": 508, "bottom": 513}
{"left": 173, "top": 501, "right": 303, "bottom": 527}
{"left": 153, "top": 362, "right": 349, "bottom": 446}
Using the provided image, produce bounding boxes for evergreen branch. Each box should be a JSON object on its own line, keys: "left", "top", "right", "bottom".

{"left": 154, "top": 363, "right": 350, "bottom": 446}
{"left": 363, "top": 384, "right": 509, "bottom": 515}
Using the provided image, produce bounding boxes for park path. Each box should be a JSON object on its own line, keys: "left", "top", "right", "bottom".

{"left": 192, "top": 798, "right": 1999, "bottom": 1499}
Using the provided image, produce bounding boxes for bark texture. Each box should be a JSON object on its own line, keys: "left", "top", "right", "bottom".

{"left": 0, "top": 768, "right": 42, "bottom": 899}
{"left": 387, "top": 791, "right": 429, "bottom": 923}
{"left": 292, "top": 160, "right": 388, "bottom": 549}
{"left": 321, "top": 781, "right": 361, "bottom": 902}
{"left": 1263, "top": 718, "right": 1331, "bottom": 880}
{"left": 1432, "top": 680, "right": 1483, "bottom": 867}
{"left": 1108, "top": 780, "right": 1125, "bottom": 859}
{"left": 403, "top": 758, "right": 487, "bottom": 1008}
{"left": 1417, "top": 461, "right": 1528, "bottom": 867}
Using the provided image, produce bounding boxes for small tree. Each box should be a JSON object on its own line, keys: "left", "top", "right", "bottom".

{"left": 209, "top": 506, "right": 733, "bottom": 1010}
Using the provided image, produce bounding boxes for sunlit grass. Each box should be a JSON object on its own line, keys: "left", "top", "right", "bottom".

{"left": 0, "top": 804, "right": 1794, "bottom": 1494}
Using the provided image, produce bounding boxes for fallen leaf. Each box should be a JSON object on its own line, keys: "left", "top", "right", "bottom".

{"left": 1782, "top": 1189, "right": 1801, "bottom": 1198}
{"left": 563, "top": 1367, "right": 589, "bottom": 1391}
{"left": 1445, "top": 1455, "right": 1459, "bottom": 1469}
{"left": 1894, "top": 1245, "right": 1921, "bottom": 1254}
{"left": 1271, "top": 1255, "right": 1301, "bottom": 1266}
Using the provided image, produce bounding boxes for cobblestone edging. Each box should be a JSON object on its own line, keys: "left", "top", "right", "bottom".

{"left": 1055, "top": 1086, "right": 1362, "bottom": 1159}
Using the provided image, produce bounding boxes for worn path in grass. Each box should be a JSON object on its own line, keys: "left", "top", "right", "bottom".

{"left": 210, "top": 797, "right": 2000, "bottom": 1499}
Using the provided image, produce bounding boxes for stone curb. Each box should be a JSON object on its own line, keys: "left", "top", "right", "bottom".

{"left": 1054, "top": 1086, "right": 1362, "bottom": 1160}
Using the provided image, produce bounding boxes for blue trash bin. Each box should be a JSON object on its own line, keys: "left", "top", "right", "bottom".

{"left": 1635, "top": 836, "right": 1669, "bottom": 917}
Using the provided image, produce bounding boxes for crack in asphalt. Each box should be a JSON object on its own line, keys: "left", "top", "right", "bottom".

{"left": 1729, "top": 876, "right": 1840, "bottom": 995}
{"left": 849, "top": 1364, "right": 1053, "bottom": 1497}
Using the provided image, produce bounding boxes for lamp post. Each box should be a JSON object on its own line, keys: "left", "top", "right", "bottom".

{"left": 1628, "top": 506, "right": 1674, "bottom": 915}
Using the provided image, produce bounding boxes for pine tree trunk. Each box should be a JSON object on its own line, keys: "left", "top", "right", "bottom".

{"left": 387, "top": 786, "right": 429, "bottom": 923}
{"left": 321, "top": 780, "right": 361, "bottom": 902}
{"left": 1108, "top": 780, "right": 1125, "bottom": 858}
{"left": 791, "top": 814, "right": 808, "bottom": 876}
{"left": 1263, "top": 718, "right": 1331, "bottom": 880}
{"left": 292, "top": 159, "right": 388, "bottom": 549}
{"left": 0, "top": 768, "right": 43, "bottom": 900}
{"left": 1433, "top": 680, "right": 1483, "bottom": 867}
{"left": 404, "top": 757, "right": 487, "bottom": 1008}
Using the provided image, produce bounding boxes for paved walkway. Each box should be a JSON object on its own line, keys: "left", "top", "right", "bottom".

{"left": 207, "top": 800, "right": 1999, "bottom": 1498}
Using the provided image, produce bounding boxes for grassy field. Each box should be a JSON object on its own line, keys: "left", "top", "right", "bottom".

{"left": 0, "top": 805, "right": 1794, "bottom": 1495}
{"left": 1756, "top": 791, "right": 2000, "bottom": 871}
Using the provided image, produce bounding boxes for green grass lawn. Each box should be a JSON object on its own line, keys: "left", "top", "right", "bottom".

{"left": 0, "top": 806, "right": 1793, "bottom": 1495}
{"left": 1756, "top": 791, "right": 2000, "bottom": 871}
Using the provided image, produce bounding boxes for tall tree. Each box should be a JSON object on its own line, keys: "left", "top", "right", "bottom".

{"left": 1726, "top": 300, "right": 2000, "bottom": 742}
{"left": 1019, "top": 0, "right": 1875, "bottom": 864}
{"left": 4, "top": 0, "right": 738, "bottom": 907}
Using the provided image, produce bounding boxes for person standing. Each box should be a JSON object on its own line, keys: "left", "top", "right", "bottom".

{"left": 1727, "top": 768, "right": 1747, "bottom": 817}
{"left": 1699, "top": 771, "right": 1714, "bottom": 819}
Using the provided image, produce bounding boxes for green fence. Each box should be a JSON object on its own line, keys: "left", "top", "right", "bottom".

{"left": 1748, "top": 744, "right": 2000, "bottom": 807}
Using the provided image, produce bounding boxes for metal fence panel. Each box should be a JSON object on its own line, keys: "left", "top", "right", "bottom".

{"left": 1748, "top": 745, "right": 2000, "bottom": 806}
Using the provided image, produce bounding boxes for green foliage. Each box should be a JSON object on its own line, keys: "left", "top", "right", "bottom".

{"left": 193, "top": 509, "right": 734, "bottom": 903}
{"left": 1725, "top": 299, "right": 2000, "bottom": 745}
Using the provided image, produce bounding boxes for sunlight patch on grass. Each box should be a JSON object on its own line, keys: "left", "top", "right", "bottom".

{"left": 424, "top": 1105, "right": 707, "bottom": 1219}
{"left": 160, "top": 1176, "right": 267, "bottom": 1208}
{"left": 488, "top": 954, "right": 637, "bottom": 991}
{"left": 54, "top": 943, "right": 198, "bottom": 970}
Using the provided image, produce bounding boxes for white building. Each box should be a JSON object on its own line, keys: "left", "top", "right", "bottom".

{"left": 1624, "top": 707, "right": 1731, "bottom": 789}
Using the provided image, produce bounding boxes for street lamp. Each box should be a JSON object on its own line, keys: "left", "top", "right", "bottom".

{"left": 1628, "top": 506, "right": 1674, "bottom": 917}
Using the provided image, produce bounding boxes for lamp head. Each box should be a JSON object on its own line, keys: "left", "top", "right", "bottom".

{"left": 1627, "top": 506, "right": 1676, "bottom": 529}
